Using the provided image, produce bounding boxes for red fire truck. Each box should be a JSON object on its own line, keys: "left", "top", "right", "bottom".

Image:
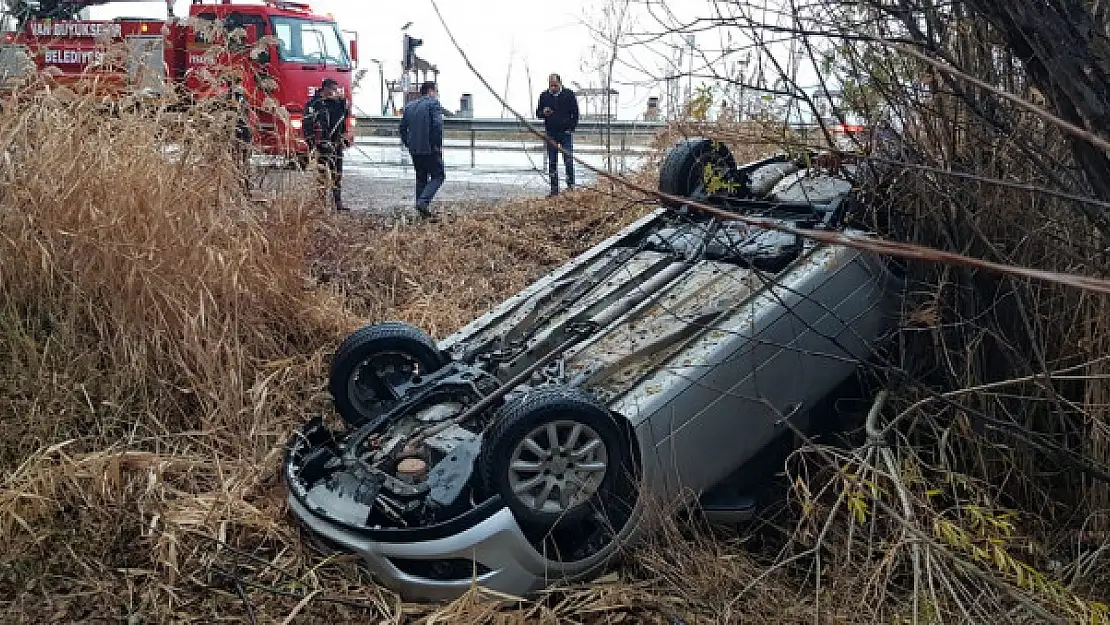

{"left": 0, "top": 0, "right": 358, "bottom": 161}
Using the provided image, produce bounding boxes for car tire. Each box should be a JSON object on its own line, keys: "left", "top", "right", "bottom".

{"left": 479, "top": 386, "right": 631, "bottom": 532}
{"left": 657, "top": 137, "right": 738, "bottom": 207}
{"left": 328, "top": 321, "right": 446, "bottom": 427}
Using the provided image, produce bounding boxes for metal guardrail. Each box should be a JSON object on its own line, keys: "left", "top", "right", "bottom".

{"left": 353, "top": 115, "right": 665, "bottom": 169}
{"left": 347, "top": 116, "right": 870, "bottom": 170}
{"left": 354, "top": 115, "right": 667, "bottom": 137}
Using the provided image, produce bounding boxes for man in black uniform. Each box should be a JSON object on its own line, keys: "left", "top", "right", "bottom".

{"left": 303, "top": 78, "right": 350, "bottom": 210}
{"left": 535, "top": 73, "right": 579, "bottom": 196}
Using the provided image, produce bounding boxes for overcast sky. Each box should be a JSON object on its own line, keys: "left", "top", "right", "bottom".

{"left": 87, "top": 0, "right": 664, "bottom": 118}
{"left": 87, "top": 0, "right": 825, "bottom": 120}
{"left": 307, "top": 0, "right": 625, "bottom": 118}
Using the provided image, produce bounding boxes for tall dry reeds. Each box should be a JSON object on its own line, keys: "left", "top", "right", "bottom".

{"left": 0, "top": 83, "right": 356, "bottom": 620}
{"left": 0, "top": 80, "right": 723, "bottom": 622}
{"left": 7, "top": 14, "right": 1110, "bottom": 620}
{"left": 680, "top": 6, "right": 1110, "bottom": 621}
{"left": 0, "top": 86, "right": 340, "bottom": 436}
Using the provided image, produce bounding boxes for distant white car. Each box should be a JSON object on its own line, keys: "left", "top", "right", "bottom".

{"left": 283, "top": 138, "right": 903, "bottom": 602}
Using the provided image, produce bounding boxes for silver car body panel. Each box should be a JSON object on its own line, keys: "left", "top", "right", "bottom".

{"left": 291, "top": 496, "right": 554, "bottom": 602}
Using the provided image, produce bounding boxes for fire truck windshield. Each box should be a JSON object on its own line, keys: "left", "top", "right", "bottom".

{"left": 270, "top": 16, "right": 348, "bottom": 68}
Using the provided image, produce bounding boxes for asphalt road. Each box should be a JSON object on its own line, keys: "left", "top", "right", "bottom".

{"left": 251, "top": 140, "right": 626, "bottom": 216}
{"left": 255, "top": 166, "right": 559, "bottom": 216}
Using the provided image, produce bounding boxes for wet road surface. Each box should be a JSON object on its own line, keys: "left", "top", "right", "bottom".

{"left": 251, "top": 137, "right": 643, "bottom": 216}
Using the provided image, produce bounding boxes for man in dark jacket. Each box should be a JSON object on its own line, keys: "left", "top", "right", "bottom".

{"left": 535, "top": 73, "right": 579, "bottom": 196}
{"left": 303, "top": 78, "right": 350, "bottom": 210}
{"left": 399, "top": 81, "right": 445, "bottom": 218}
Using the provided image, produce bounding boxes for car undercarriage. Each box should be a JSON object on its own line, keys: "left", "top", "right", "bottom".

{"left": 283, "top": 138, "right": 903, "bottom": 600}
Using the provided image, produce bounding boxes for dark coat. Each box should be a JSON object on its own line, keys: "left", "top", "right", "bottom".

{"left": 303, "top": 94, "right": 350, "bottom": 149}
{"left": 535, "top": 87, "right": 579, "bottom": 135}
{"left": 399, "top": 96, "right": 445, "bottom": 155}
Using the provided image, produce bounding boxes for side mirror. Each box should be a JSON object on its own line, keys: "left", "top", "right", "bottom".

{"left": 343, "top": 29, "right": 360, "bottom": 67}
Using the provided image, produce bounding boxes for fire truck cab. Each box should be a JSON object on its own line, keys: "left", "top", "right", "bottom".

{"left": 0, "top": 0, "right": 358, "bottom": 160}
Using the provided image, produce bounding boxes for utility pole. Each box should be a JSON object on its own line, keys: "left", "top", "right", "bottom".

{"left": 667, "top": 39, "right": 685, "bottom": 119}
{"left": 737, "top": 52, "right": 751, "bottom": 120}
{"left": 685, "top": 34, "right": 695, "bottom": 104}
{"left": 501, "top": 49, "right": 513, "bottom": 119}
{"left": 369, "top": 58, "right": 385, "bottom": 115}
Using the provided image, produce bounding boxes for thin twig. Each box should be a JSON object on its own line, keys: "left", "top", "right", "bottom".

{"left": 210, "top": 567, "right": 382, "bottom": 613}
{"left": 888, "top": 42, "right": 1110, "bottom": 156}
{"left": 880, "top": 356, "right": 1110, "bottom": 438}
{"left": 279, "top": 589, "right": 321, "bottom": 625}
{"left": 234, "top": 579, "right": 259, "bottom": 625}
{"left": 429, "top": 0, "right": 1110, "bottom": 296}
{"left": 864, "top": 390, "right": 921, "bottom": 624}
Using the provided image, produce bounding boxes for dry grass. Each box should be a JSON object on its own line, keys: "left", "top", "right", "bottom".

{"left": 5, "top": 63, "right": 1110, "bottom": 623}
{"left": 0, "top": 85, "right": 806, "bottom": 623}
{"left": 306, "top": 183, "right": 656, "bottom": 339}
{"left": 0, "top": 86, "right": 347, "bottom": 621}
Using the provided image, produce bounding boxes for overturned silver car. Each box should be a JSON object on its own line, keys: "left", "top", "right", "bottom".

{"left": 283, "top": 139, "right": 903, "bottom": 601}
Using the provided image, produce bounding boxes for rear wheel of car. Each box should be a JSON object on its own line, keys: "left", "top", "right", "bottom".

{"left": 328, "top": 321, "right": 446, "bottom": 427}
{"left": 657, "top": 137, "right": 738, "bottom": 207}
{"left": 479, "top": 386, "right": 632, "bottom": 533}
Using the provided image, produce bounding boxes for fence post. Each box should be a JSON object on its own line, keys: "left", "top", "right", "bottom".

{"left": 470, "top": 128, "right": 476, "bottom": 168}
{"left": 620, "top": 131, "right": 627, "bottom": 173}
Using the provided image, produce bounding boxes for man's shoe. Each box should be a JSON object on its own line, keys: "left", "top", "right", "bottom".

{"left": 547, "top": 189, "right": 559, "bottom": 197}
{"left": 415, "top": 204, "right": 433, "bottom": 218}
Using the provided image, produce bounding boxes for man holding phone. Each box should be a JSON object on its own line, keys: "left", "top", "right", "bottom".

{"left": 535, "top": 73, "right": 579, "bottom": 196}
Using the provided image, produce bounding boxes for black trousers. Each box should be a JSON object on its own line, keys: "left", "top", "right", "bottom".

{"left": 317, "top": 145, "right": 344, "bottom": 207}
{"left": 545, "top": 130, "right": 574, "bottom": 190}
{"left": 318, "top": 147, "right": 343, "bottom": 190}
{"left": 412, "top": 152, "right": 446, "bottom": 208}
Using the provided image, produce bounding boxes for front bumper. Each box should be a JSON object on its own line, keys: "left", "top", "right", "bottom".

{"left": 287, "top": 494, "right": 577, "bottom": 602}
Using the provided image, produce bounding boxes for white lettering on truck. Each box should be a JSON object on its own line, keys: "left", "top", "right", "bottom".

{"left": 28, "top": 21, "right": 124, "bottom": 39}
{"left": 43, "top": 48, "right": 105, "bottom": 65}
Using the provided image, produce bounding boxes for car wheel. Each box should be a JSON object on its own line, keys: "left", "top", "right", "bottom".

{"left": 479, "top": 386, "right": 631, "bottom": 531}
{"left": 657, "top": 137, "right": 738, "bottom": 207}
{"left": 328, "top": 321, "right": 446, "bottom": 427}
